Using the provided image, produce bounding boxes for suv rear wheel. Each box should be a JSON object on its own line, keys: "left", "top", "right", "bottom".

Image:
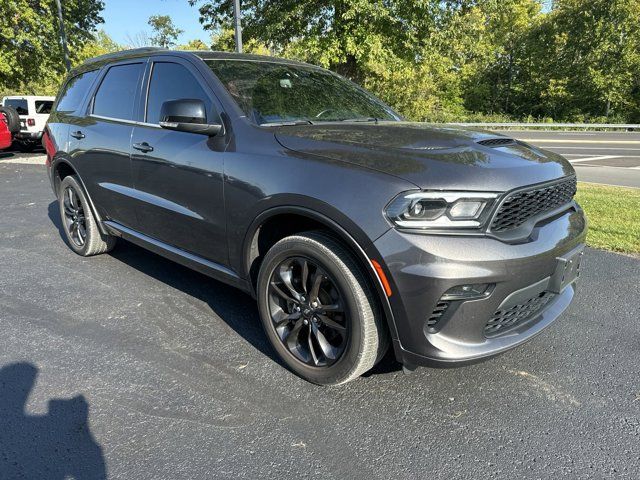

{"left": 257, "top": 231, "right": 388, "bottom": 385}
{"left": 58, "top": 175, "right": 116, "bottom": 256}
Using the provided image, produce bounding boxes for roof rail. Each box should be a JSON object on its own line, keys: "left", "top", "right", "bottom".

{"left": 82, "top": 47, "right": 166, "bottom": 65}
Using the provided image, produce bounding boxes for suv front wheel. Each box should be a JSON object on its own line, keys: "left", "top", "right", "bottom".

{"left": 257, "top": 231, "right": 388, "bottom": 385}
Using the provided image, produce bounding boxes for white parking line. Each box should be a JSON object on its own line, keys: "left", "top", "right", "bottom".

{"left": 567, "top": 155, "right": 621, "bottom": 164}
{"left": 521, "top": 139, "right": 640, "bottom": 144}
{"left": 547, "top": 146, "right": 640, "bottom": 151}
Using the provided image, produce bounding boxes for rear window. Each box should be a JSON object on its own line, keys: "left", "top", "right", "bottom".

{"left": 93, "top": 63, "right": 144, "bottom": 121}
{"left": 4, "top": 99, "right": 28, "bottom": 115}
{"left": 56, "top": 70, "right": 100, "bottom": 113}
{"left": 35, "top": 101, "right": 53, "bottom": 114}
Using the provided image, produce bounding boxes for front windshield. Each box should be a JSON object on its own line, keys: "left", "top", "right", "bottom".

{"left": 205, "top": 59, "right": 400, "bottom": 125}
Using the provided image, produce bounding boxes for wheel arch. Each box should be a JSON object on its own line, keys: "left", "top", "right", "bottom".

{"left": 243, "top": 205, "right": 399, "bottom": 342}
{"left": 50, "top": 157, "right": 109, "bottom": 236}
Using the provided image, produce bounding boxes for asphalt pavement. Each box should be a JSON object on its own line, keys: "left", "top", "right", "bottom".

{"left": 1, "top": 159, "right": 639, "bottom": 479}
{"left": 509, "top": 130, "right": 640, "bottom": 189}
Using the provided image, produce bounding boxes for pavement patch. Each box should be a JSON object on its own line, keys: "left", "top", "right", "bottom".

{"left": 0, "top": 154, "right": 46, "bottom": 165}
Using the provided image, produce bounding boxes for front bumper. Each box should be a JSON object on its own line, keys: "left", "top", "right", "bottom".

{"left": 375, "top": 204, "right": 587, "bottom": 367}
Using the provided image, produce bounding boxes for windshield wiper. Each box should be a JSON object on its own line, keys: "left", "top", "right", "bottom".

{"left": 261, "top": 120, "right": 315, "bottom": 127}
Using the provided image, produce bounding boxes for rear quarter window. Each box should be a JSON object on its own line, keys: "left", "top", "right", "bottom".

{"left": 56, "top": 70, "right": 100, "bottom": 113}
{"left": 35, "top": 101, "right": 53, "bottom": 114}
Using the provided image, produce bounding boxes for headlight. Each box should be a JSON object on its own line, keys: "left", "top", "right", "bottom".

{"left": 385, "top": 191, "right": 500, "bottom": 230}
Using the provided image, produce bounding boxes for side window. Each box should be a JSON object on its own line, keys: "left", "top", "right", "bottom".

{"left": 93, "top": 63, "right": 144, "bottom": 121}
{"left": 35, "top": 101, "right": 53, "bottom": 114}
{"left": 146, "top": 62, "right": 213, "bottom": 124}
{"left": 56, "top": 70, "right": 99, "bottom": 113}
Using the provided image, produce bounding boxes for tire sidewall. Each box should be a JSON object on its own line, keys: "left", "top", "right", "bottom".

{"left": 0, "top": 106, "right": 21, "bottom": 134}
{"left": 58, "top": 176, "right": 94, "bottom": 255}
{"left": 257, "top": 236, "right": 369, "bottom": 385}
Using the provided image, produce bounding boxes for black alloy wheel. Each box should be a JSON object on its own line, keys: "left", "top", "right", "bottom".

{"left": 57, "top": 175, "right": 116, "bottom": 256}
{"left": 62, "top": 186, "right": 87, "bottom": 248}
{"left": 267, "top": 256, "right": 349, "bottom": 368}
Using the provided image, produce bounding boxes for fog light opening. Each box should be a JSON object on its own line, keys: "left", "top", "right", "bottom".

{"left": 441, "top": 283, "right": 493, "bottom": 301}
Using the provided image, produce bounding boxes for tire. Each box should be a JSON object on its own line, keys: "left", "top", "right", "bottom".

{"left": 16, "top": 141, "right": 36, "bottom": 153}
{"left": 58, "top": 175, "right": 116, "bottom": 256}
{"left": 0, "top": 106, "right": 20, "bottom": 134}
{"left": 257, "top": 231, "right": 388, "bottom": 385}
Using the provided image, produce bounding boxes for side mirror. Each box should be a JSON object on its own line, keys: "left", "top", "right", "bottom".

{"left": 159, "top": 99, "right": 223, "bottom": 136}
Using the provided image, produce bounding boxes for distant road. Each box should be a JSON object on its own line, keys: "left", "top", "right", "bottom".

{"left": 507, "top": 130, "right": 640, "bottom": 188}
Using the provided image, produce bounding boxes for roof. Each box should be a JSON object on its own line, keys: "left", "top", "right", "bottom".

{"left": 192, "top": 50, "right": 314, "bottom": 68}
{"left": 71, "top": 48, "right": 316, "bottom": 76}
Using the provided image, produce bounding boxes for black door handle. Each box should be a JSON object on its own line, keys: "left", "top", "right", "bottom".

{"left": 132, "top": 142, "right": 154, "bottom": 153}
{"left": 70, "top": 130, "right": 85, "bottom": 139}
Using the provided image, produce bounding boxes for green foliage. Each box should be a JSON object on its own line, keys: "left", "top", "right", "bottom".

{"left": 76, "top": 30, "right": 120, "bottom": 65}
{"left": 190, "top": 0, "right": 640, "bottom": 123}
{"left": 209, "top": 28, "right": 270, "bottom": 55}
{"left": 177, "top": 39, "right": 210, "bottom": 51}
{"left": 2, "top": 0, "right": 638, "bottom": 123}
{"left": 148, "top": 14, "right": 184, "bottom": 48}
{"left": 0, "top": 0, "right": 104, "bottom": 96}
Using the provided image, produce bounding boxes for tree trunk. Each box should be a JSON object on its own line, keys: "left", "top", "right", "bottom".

{"left": 331, "top": 0, "right": 362, "bottom": 83}
{"left": 505, "top": 53, "right": 513, "bottom": 113}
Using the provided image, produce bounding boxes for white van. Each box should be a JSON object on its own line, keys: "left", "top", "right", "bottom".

{"left": 1, "top": 95, "right": 55, "bottom": 152}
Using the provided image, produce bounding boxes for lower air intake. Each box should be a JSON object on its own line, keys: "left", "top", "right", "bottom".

{"left": 426, "top": 301, "right": 450, "bottom": 331}
{"left": 485, "top": 292, "right": 554, "bottom": 337}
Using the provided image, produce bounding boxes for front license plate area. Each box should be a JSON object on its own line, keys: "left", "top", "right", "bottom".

{"left": 548, "top": 248, "right": 584, "bottom": 294}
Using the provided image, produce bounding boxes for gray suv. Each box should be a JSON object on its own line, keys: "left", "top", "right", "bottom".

{"left": 45, "top": 48, "right": 587, "bottom": 385}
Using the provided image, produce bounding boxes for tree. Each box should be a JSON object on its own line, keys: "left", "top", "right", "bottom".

{"left": 177, "top": 39, "right": 209, "bottom": 51}
{"left": 187, "top": 0, "right": 640, "bottom": 123}
{"left": 76, "top": 31, "right": 121, "bottom": 65}
{"left": 125, "top": 31, "right": 153, "bottom": 48}
{"left": 0, "top": 0, "right": 104, "bottom": 96}
{"left": 189, "top": 0, "right": 427, "bottom": 82}
{"left": 148, "top": 15, "right": 184, "bottom": 48}
{"left": 539, "top": 0, "right": 640, "bottom": 120}
{"left": 209, "top": 28, "right": 270, "bottom": 55}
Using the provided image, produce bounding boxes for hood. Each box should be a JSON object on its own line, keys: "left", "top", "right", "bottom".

{"left": 274, "top": 122, "right": 575, "bottom": 192}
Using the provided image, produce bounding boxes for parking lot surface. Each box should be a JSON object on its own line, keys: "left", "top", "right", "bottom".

{"left": 1, "top": 161, "right": 639, "bottom": 479}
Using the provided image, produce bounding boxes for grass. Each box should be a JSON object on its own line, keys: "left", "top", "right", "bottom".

{"left": 575, "top": 182, "right": 640, "bottom": 255}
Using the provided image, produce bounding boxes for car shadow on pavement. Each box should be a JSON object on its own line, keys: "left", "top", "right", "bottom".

{"left": 47, "top": 201, "right": 402, "bottom": 376}
{"left": 47, "top": 201, "right": 282, "bottom": 368}
{"left": 0, "top": 362, "right": 107, "bottom": 479}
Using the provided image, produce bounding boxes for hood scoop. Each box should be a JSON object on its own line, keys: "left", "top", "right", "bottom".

{"left": 477, "top": 138, "right": 518, "bottom": 148}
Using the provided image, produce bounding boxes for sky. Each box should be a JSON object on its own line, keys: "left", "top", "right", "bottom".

{"left": 101, "top": 0, "right": 210, "bottom": 46}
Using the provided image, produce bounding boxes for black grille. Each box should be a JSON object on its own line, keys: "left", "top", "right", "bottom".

{"left": 426, "top": 301, "right": 450, "bottom": 330}
{"left": 485, "top": 292, "right": 554, "bottom": 337}
{"left": 490, "top": 177, "right": 577, "bottom": 232}
{"left": 477, "top": 138, "right": 517, "bottom": 147}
